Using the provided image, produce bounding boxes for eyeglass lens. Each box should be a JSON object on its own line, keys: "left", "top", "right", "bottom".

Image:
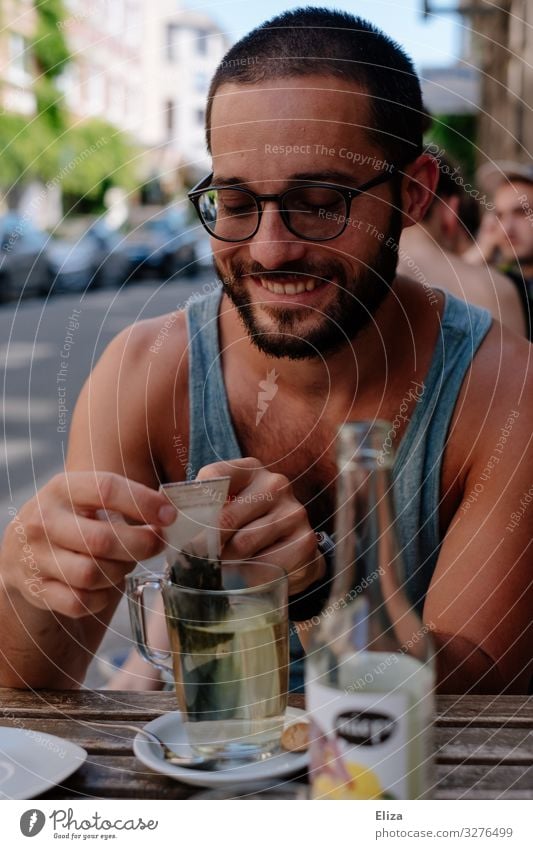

{"left": 197, "top": 186, "right": 348, "bottom": 240}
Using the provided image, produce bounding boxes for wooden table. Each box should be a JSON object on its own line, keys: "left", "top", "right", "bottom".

{"left": 1, "top": 689, "right": 532, "bottom": 799}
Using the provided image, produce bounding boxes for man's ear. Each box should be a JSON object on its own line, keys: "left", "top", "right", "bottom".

{"left": 400, "top": 155, "right": 440, "bottom": 230}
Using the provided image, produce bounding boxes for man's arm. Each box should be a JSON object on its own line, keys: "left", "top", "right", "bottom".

{"left": 0, "top": 318, "right": 182, "bottom": 688}
{"left": 424, "top": 329, "right": 532, "bottom": 693}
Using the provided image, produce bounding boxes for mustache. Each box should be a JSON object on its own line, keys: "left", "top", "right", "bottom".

{"left": 227, "top": 258, "right": 348, "bottom": 286}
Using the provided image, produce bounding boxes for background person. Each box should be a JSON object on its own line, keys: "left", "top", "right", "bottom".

{"left": 463, "top": 161, "right": 533, "bottom": 339}
{"left": 399, "top": 157, "right": 526, "bottom": 336}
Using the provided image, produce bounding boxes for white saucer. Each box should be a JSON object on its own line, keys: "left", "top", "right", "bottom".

{"left": 0, "top": 726, "right": 87, "bottom": 800}
{"left": 133, "top": 707, "right": 308, "bottom": 788}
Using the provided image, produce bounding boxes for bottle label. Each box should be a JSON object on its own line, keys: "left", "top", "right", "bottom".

{"left": 307, "top": 681, "right": 431, "bottom": 800}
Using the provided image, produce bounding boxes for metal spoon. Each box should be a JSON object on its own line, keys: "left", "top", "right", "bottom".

{"left": 82, "top": 719, "right": 269, "bottom": 771}
{"left": 135, "top": 727, "right": 270, "bottom": 771}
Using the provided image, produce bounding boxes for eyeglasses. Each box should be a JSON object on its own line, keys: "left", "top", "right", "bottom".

{"left": 188, "top": 163, "right": 406, "bottom": 243}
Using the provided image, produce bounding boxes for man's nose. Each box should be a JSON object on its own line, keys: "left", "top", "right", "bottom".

{"left": 247, "top": 204, "right": 307, "bottom": 269}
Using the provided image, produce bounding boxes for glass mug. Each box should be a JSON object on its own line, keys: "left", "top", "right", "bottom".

{"left": 126, "top": 560, "right": 289, "bottom": 758}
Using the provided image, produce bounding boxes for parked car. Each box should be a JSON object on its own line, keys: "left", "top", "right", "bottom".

{"left": 121, "top": 207, "right": 200, "bottom": 279}
{"left": 47, "top": 219, "right": 131, "bottom": 294}
{"left": 195, "top": 232, "right": 215, "bottom": 271}
{"left": 0, "top": 214, "right": 50, "bottom": 303}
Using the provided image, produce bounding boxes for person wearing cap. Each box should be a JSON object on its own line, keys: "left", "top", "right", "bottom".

{"left": 399, "top": 157, "right": 526, "bottom": 336}
{"left": 465, "top": 161, "right": 533, "bottom": 339}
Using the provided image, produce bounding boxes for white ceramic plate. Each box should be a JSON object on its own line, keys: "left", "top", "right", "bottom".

{"left": 0, "top": 726, "right": 87, "bottom": 800}
{"left": 133, "top": 707, "right": 309, "bottom": 788}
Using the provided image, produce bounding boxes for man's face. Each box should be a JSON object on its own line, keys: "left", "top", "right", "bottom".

{"left": 494, "top": 181, "right": 533, "bottom": 265}
{"left": 208, "top": 76, "right": 402, "bottom": 360}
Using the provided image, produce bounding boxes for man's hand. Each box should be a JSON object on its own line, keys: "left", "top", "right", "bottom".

{"left": 463, "top": 212, "right": 500, "bottom": 265}
{"left": 196, "top": 457, "right": 324, "bottom": 594}
{"left": 1, "top": 472, "right": 176, "bottom": 619}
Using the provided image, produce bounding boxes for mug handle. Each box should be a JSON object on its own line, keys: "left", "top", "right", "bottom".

{"left": 127, "top": 578, "right": 173, "bottom": 675}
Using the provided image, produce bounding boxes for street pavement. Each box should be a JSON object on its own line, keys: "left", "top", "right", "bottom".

{"left": 1, "top": 271, "right": 218, "bottom": 686}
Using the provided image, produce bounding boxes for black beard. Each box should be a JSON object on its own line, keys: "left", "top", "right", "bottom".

{"left": 214, "top": 210, "right": 402, "bottom": 360}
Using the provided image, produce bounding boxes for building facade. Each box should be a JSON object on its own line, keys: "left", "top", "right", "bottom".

{"left": 458, "top": 0, "right": 532, "bottom": 166}
{"left": 0, "top": 0, "right": 228, "bottom": 213}
{"left": 0, "top": 0, "right": 37, "bottom": 117}
{"left": 140, "top": 1, "right": 228, "bottom": 192}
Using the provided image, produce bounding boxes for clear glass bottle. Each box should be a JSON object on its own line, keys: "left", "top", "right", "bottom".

{"left": 306, "top": 421, "right": 435, "bottom": 800}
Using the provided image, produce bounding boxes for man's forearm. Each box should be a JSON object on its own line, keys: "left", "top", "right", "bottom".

{"left": 0, "top": 583, "right": 118, "bottom": 689}
{"left": 432, "top": 631, "right": 529, "bottom": 695}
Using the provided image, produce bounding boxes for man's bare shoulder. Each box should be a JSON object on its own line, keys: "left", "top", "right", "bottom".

{"left": 472, "top": 318, "right": 531, "bottom": 384}
{"left": 453, "top": 320, "right": 531, "bottom": 467}
{"left": 96, "top": 309, "right": 190, "bottom": 382}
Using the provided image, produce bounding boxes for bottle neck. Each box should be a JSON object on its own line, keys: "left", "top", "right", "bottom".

{"left": 322, "top": 424, "right": 431, "bottom": 661}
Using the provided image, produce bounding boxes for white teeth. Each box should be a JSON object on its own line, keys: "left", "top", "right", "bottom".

{"left": 258, "top": 278, "right": 320, "bottom": 294}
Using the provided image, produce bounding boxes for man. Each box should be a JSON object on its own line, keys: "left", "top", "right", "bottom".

{"left": 398, "top": 158, "right": 526, "bottom": 336}
{"left": 465, "top": 161, "right": 533, "bottom": 339}
{"left": 0, "top": 9, "right": 531, "bottom": 695}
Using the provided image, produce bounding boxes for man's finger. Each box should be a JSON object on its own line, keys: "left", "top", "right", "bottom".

{"left": 196, "top": 457, "right": 259, "bottom": 495}
{"left": 50, "top": 472, "right": 176, "bottom": 526}
{"left": 43, "top": 510, "right": 166, "bottom": 562}
{"left": 50, "top": 548, "right": 135, "bottom": 591}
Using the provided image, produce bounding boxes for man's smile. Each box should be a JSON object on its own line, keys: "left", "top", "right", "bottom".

{"left": 249, "top": 273, "right": 331, "bottom": 300}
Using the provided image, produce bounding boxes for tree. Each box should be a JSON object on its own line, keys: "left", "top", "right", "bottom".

{"left": 0, "top": 1, "right": 138, "bottom": 210}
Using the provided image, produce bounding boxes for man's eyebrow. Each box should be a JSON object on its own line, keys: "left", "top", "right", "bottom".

{"left": 211, "top": 170, "right": 360, "bottom": 188}
{"left": 211, "top": 176, "right": 248, "bottom": 186}
{"left": 291, "top": 170, "right": 360, "bottom": 185}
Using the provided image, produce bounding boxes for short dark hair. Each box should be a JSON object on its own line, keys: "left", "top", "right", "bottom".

{"left": 206, "top": 7, "right": 424, "bottom": 165}
{"left": 425, "top": 153, "right": 481, "bottom": 236}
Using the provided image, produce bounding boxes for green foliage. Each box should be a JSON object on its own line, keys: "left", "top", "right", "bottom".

{"left": 0, "top": 113, "right": 138, "bottom": 203}
{"left": 32, "top": 1, "right": 70, "bottom": 79}
{"left": 1, "top": 3, "right": 138, "bottom": 208}
{"left": 31, "top": 0, "right": 70, "bottom": 130}
{"left": 60, "top": 119, "right": 139, "bottom": 200}
{"left": 424, "top": 114, "right": 478, "bottom": 179}
{"left": 0, "top": 113, "right": 58, "bottom": 188}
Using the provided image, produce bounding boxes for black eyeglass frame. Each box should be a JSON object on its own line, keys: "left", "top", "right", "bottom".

{"left": 187, "top": 161, "right": 411, "bottom": 243}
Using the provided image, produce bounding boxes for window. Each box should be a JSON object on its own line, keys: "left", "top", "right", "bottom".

{"left": 125, "top": 1, "right": 141, "bottom": 47}
{"left": 195, "top": 30, "right": 208, "bottom": 55}
{"left": 56, "top": 65, "right": 80, "bottom": 110}
{"left": 8, "top": 33, "right": 31, "bottom": 83}
{"left": 166, "top": 99, "right": 175, "bottom": 139}
{"left": 108, "top": 79, "right": 125, "bottom": 122}
{"left": 195, "top": 107, "right": 205, "bottom": 126}
{"left": 87, "top": 67, "right": 105, "bottom": 115}
{"left": 194, "top": 71, "right": 208, "bottom": 92}
{"left": 166, "top": 24, "right": 180, "bottom": 62}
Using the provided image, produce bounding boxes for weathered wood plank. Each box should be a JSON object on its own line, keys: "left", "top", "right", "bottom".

{"left": 3, "top": 690, "right": 531, "bottom": 723}
{"left": 436, "top": 726, "right": 533, "bottom": 765}
{"left": 33, "top": 757, "right": 533, "bottom": 800}
{"left": 0, "top": 689, "right": 306, "bottom": 718}
{"left": 36, "top": 756, "right": 194, "bottom": 800}
{"left": 0, "top": 718, "right": 140, "bottom": 755}
{"left": 2, "top": 718, "right": 531, "bottom": 764}
{"left": 0, "top": 689, "right": 178, "bottom": 719}
{"left": 435, "top": 763, "right": 533, "bottom": 799}
{"left": 436, "top": 695, "right": 533, "bottom": 726}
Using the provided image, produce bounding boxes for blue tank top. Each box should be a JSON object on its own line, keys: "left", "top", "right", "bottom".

{"left": 184, "top": 286, "right": 492, "bottom": 690}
